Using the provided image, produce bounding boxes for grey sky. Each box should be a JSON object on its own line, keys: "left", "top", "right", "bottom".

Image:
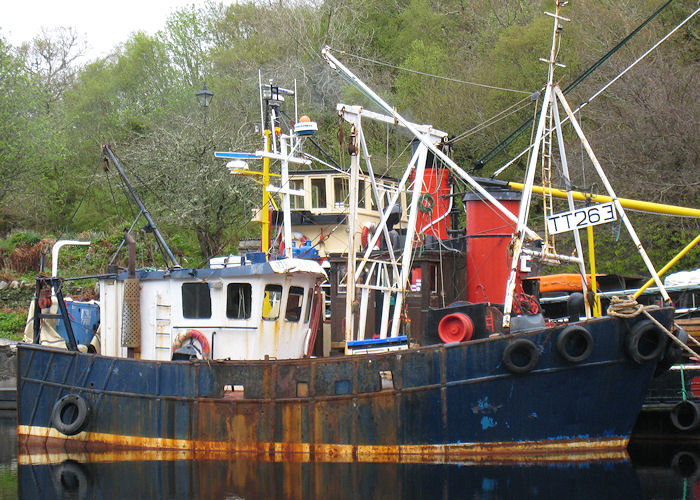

{"left": 1, "top": 0, "right": 214, "bottom": 60}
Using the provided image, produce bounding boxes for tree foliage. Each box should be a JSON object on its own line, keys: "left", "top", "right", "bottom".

{"left": 0, "top": 0, "right": 697, "bottom": 272}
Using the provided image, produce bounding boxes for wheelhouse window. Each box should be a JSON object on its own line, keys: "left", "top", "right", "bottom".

{"left": 371, "top": 188, "right": 384, "bottom": 210}
{"left": 334, "top": 177, "right": 349, "bottom": 208}
{"left": 262, "top": 284, "right": 283, "bottom": 320}
{"left": 304, "top": 288, "right": 314, "bottom": 324}
{"left": 285, "top": 286, "right": 305, "bottom": 322}
{"left": 337, "top": 263, "right": 347, "bottom": 293}
{"left": 290, "top": 179, "right": 305, "bottom": 209}
{"left": 358, "top": 180, "right": 366, "bottom": 208}
{"left": 226, "top": 283, "right": 252, "bottom": 319}
{"left": 182, "top": 282, "right": 211, "bottom": 319}
{"left": 311, "top": 178, "right": 327, "bottom": 208}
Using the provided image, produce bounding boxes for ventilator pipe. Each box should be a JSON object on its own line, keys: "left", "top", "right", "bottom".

{"left": 52, "top": 240, "right": 90, "bottom": 278}
{"left": 125, "top": 231, "right": 136, "bottom": 279}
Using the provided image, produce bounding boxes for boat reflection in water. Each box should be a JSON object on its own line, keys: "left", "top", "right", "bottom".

{"left": 18, "top": 449, "right": 647, "bottom": 499}
{"left": 629, "top": 440, "right": 700, "bottom": 500}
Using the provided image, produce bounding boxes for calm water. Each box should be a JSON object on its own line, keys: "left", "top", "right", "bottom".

{"left": 1, "top": 412, "right": 698, "bottom": 499}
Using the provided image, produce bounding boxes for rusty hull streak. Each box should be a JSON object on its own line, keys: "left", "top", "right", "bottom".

{"left": 18, "top": 424, "right": 629, "bottom": 463}
{"left": 17, "top": 309, "right": 676, "bottom": 464}
{"left": 17, "top": 437, "right": 629, "bottom": 466}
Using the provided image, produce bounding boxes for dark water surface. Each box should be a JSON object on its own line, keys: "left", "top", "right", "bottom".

{"left": 1, "top": 413, "right": 698, "bottom": 499}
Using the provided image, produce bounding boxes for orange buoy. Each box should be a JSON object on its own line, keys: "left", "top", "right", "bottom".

{"left": 172, "top": 329, "right": 210, "bottom": 355}
{"left": 438, "top": 313, "right": 474, "bottom": 343}
{"left": 299, "top": 115, "right": 311, "bottom": 122}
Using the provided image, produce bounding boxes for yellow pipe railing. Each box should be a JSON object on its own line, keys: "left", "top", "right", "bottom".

{"left": 261, "top": 130, "right": 271, "bottom": 255}
{"left": 508, "top": 182, "right": 700, "bottom": 218}
{"left": 633, "top": 234, "right": 700, "bottom": 299}
{"left": 587, "top": 225, "right": 602, "bottom": 316}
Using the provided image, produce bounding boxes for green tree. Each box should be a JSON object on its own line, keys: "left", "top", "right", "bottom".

{"left": 0, "top": 36, "right": 33, "bottom": 226}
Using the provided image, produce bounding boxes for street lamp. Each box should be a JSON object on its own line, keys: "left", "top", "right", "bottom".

{"left": 196, "top": 82, "right": 214, "bottom": 109}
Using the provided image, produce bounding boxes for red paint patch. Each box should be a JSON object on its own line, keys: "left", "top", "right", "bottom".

{"left": 690, "top": 377, "right": 700, "bottom": 398}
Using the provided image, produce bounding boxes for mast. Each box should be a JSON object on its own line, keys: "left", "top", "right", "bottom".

{"left": 344, "top": 122, "right": 360, "bottom": 351}
{"left": 259, "top": 71, "right": 272, "bottom": 256}
{"left": 502, "top": 1, "right": 571, "bottom": 328}
{"left": 502, "top": 0, "right": 670, "bottom": 328}
{"left": 219, "top": 78, "right": 303, "bottom": 260}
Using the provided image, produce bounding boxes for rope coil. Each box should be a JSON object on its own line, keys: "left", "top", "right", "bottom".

{"left": 607, "top": 295, "right": 650, "bottom": 318}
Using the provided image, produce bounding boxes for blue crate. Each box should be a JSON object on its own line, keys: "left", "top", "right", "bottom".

{"left": 56, "top": 301, "right": 100, "bottom": 346}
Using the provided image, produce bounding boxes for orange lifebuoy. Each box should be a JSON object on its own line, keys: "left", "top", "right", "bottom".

{"left": 173, "top": 329, "right": 210, "bottom": 355}
{"left": 361, "top": 223, "right": 380, "bottom": 250}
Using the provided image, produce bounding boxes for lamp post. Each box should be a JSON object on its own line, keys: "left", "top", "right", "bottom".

{"left": 196, "top": 82, "right": 214, "bottom": 124}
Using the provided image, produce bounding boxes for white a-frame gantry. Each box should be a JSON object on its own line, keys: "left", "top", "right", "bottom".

{"left": 500, "top": 0, "right": 670, "bottom": 328}
{"left": 336, "top": 104, "right": 448, "bottom": 348}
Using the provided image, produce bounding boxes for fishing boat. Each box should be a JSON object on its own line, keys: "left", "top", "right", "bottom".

{"left": 16, "top": 2, "right": 681, "bottom": 458}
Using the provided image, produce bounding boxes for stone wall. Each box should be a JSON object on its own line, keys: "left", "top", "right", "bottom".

{"left": 0, "top": 345, "right": 16, "bottom": 388}
{"left": 0, "top": 280, "right": 33, "bottom": 310}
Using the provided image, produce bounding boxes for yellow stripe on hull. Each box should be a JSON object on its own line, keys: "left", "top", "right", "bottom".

{"left": 18, "top": 424, "right": 629, "bottom": 464}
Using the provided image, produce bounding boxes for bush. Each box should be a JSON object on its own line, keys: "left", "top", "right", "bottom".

{"left": 0, "top": 311, "right": 25, "bottom": 341}
{"left": 0, "top": 231, "right": 42, "bottom": 251}
{"left": 0, "top": 232, "right": 53, "bottom": 274}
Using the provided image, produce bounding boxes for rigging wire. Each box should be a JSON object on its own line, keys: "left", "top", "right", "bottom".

{"left": 330, "top": 49, "right": 533, "bottom": 95}
{"left": 301, "top": 151, "right": 348, "bottom": 175}
{"left": 491, "top": 5, "right": 699, "bottom": 180}
{"left": 449, "top": 95, "right": 536, "bottom": 144}
{"left": 476, "top": 0, "right": 678, "bottom": 169}
{"left": 105, "top": 168, "right": 123, "bottom": 224}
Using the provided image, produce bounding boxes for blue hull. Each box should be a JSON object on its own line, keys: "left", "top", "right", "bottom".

{"left": 17, "top": 310, "right": 674, "bottom": 458}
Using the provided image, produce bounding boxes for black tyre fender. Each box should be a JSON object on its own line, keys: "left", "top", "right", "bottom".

{"left": 556, "top": 325, "right": 594, "bottom": 363}
{"left": 655, "top": 327, "right": 689, "bottom": 376}
{"left": 625, "top": 319, "right": 666, "bottom": 364}
{"left": 52, "top": 460, "right": 91, "bottom": 500}
{"left": 670, "top": 400, "right": 700, "bottom": 432}
{"left": 671, "top": 451, "right": 700, "bottom": 478}
{"left": 51, "top": 394, "right": 90, "bottom": 436}
{"left": 503, "top": 338, "right": 539, "bottom": 374}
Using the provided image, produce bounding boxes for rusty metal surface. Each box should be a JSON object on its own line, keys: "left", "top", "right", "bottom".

{"left": 121, "top": 279, "right": 141, "bottom": 347}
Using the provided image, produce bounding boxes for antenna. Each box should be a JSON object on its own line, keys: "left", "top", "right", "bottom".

{"left": 258, "top": 69, "right": 264, "bottom": 142}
